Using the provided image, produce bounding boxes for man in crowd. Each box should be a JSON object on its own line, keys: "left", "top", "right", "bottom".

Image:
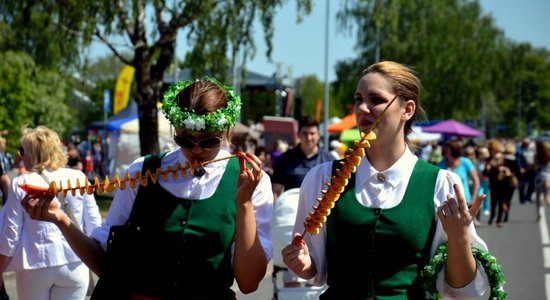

{"left": 271, "top": 116, "right": 334, "bottom": 201}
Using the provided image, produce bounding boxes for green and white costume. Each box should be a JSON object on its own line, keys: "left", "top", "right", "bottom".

{"left": 90, "top": 148, "right": 273, "bottom": 299}
{"left": 294, "top": 147, "right": 489, "bottom": 299}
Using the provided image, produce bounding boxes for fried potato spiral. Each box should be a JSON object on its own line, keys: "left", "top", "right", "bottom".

{"left": 302, "top": 131, "right": 377, "bottom": 236}
{"left": 19, "top": 156, "right": 235, "bottom": 198}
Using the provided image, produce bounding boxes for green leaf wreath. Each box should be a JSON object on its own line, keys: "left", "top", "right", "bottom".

{"left": 161, "top": 76, "right": 242, "bottom": 132}
{"left": 420, "top": 243, "right": 506, "bottom": 299}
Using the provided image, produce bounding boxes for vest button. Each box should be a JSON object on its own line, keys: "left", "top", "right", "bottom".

{"left": 181, "top": 220, "right": 187, "bottom": 226}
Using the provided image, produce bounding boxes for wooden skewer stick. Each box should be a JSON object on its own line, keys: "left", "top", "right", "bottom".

{"left": 20, "top": 155, "right": 238, "bottom": 198}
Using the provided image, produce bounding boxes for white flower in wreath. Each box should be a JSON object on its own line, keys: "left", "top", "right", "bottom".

{"left": 195, "top": 119, "right": 206, "bottom": 131}
{"left": 217, "top": 116, "right": 227, "bottom": 127}
{"left": 183, "top": 117, "right": 196, "bottom": 130}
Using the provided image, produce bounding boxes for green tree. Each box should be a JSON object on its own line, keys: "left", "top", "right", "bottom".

{"left": 75, "top": 54, "right": 128, "bottom": 133}
{"left": 81, "top": 54, "right": 126, "bottom": 84}
{"left": 335, "top": 0, "right": 550, "bottom": 137}
{"left": 490, "top": 43, "right": 550, "bottom": 137}
{"left": 332, "top": 59, "right": 366, "bottom": 117}
{"left": 2, "top": 0, "right": 313, "bottom": 155}
{"left": 335, "top": 0, "right": 505, "bottom": 124}
{"left": 0, "top": 2, "right": 82, "bottom": 69}
{"left": 241, "top": 89, "right": 277, "bottom": 125}
{"left": 0, "top": 51, "right": 74, "bottom": 151}
{"left": 295, "top": 75, "right": 324, "bottom": 118}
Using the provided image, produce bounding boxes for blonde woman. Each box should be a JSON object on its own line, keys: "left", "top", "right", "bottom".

{"left": 20, "top": 78, "right": 272, "bottom": 299}
{"left": 282, "top": 61, "right": 490, "bottom": 298}
{"left": 0, "top": 126, "right": 101, "bottom": 300}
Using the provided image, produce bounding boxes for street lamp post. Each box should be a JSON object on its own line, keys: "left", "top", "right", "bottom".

{"left": 323, "top": 0, "right": 330, "bottom": 151}
{"left": 517, "top": 83, "right": 522, "bottom": 138}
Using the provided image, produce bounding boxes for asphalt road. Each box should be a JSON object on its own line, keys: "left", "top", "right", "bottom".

{"left": 3, "top": 191, "right": 549, "bottom": 299}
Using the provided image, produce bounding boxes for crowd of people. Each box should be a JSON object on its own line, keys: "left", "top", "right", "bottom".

{"left": 419, "top": 136, "right": 550, "bottom": 226}
{"left": 0, "top": 61, "right": 549, "bottom": 299}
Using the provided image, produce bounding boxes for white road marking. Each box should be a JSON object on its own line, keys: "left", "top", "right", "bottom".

{"left": 540, "top": 205, "right": 550, "bottom": 300}
{"left": 542, "top": 206, "right": 549, "bottom": 246}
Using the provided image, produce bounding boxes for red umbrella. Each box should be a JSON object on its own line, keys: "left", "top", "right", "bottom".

{"left": 422, "top": 119, "right": 483, "bottom": 137}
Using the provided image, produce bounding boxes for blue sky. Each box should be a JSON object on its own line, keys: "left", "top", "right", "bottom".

{"left": 90, "top": 1, "right": 550, "bottom": 82}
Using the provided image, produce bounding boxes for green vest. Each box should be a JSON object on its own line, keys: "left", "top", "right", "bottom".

{"left": 322, "top": 160, "right": 439, "bottom": 300}
{"left": 93, "top": 154, "right": 240, "bottom": 300}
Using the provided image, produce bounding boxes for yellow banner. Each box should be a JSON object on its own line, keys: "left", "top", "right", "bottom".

{"left": 113, "top": 65, "right": 135, "bottom": 114}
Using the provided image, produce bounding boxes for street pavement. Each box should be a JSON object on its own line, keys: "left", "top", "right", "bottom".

{"left": 3, "top": 192, "right": 549, "bottom": 299}
{"left": 475, "top": 195, "right": 548, "bottom": 300}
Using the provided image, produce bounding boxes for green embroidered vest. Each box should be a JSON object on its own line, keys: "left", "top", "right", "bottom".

{"left": 321, "top": 159, "right": 439, "bottom": 300}
{"left": 93, "top": 154, "right": 240, "bottom": 300}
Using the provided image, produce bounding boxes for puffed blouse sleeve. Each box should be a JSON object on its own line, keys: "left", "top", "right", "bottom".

{"left": 432, "top": 170, "right": 490, "bottom": 299}
{"left": 292, "top": 161, "right": 333, "bottom": 286}
{"left": 293, "top": 165, "right": 492, "bottom": 298}
{"left": 91, "top": 157, "right": 144, "bottom": 250}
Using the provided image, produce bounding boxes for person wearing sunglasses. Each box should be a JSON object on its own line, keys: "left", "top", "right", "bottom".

{"left": 21, "top": 77, "right": 273, "bottom": 299}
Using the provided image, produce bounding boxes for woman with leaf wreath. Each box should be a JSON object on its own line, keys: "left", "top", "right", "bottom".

{"left": 20, "top": 77, "right": 274, "bottom": 299}
{"left": 281, "top": 61, "right": 503, "bottom": 299}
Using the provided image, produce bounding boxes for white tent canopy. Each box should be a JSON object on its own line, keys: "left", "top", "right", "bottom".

{"left": 120, "top": 110, "right": 173, "bottom": 135}
{"left": 408, "top": 126, "right": 442, "bottom": 144}
{"left": 111, "top": 111, "right": 175, "bottom": 177}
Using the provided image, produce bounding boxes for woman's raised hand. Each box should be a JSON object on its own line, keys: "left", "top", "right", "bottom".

{"left": 236, "top": 151, "right": 263, "bottom": 203}
{"left": 437, "top": 183, "right": 485, "bottom": 239}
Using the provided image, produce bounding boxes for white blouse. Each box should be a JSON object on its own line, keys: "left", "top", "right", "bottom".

{"left": 91, "top": 148, "right": 274, "bottom": 261}
{"left": 293, "top": 147, "right": 489, "bottom": 298}
{"left": 0, "top": 168, "right": 102, "bottom": 271}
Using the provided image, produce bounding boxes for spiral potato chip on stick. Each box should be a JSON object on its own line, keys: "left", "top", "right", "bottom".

{"left": 18, "top": 155, "right": 236, "bottom": 198}
{"left": 292, "top": 94, "right": 399, "bottom": 246}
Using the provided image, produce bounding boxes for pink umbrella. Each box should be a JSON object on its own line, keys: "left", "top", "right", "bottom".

{"left": 422, "top": 119, "right": 484, "bottom": 137}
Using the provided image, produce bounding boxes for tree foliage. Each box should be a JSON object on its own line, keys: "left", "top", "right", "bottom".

{"left": 0, "top": 1, "right": 83, "bottom": 69}
{"left": 0, "top": 51, "right": 74, "bottom": 151}
{"left": 335, "top": 0, "right": 550, "bottom": 137}
{"left": 73, "top": 55, "right": 128, "bottom": 132}
{"left": 2, "top": 0, "right": 313, "bottom": 155}
{"left": 240, "top": 87, "right": 277, "bottom": 125}
{"left": 294, "top": 75, "right": 324, "bottom": 118}
{"left": 490, "top": 43, "right": 550, "bottom": 137}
